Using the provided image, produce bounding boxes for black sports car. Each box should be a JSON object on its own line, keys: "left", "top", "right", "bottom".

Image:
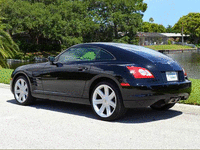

{"left": 10, "top": 43, "right": 191, "bottom": 120}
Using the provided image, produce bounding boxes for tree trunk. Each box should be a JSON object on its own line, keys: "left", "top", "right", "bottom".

{"left": 114, "top": 23, "right": 118, "bottom": 39}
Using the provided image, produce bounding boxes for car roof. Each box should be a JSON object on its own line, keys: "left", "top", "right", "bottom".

{"left": 75, "top": 42, "right": 158, "bottom": 55}
{"left": 73, "top": 42, "right": 170, "bottom": 63}
{"left": 72, "top": 42, "right": 133, "bottom": 61}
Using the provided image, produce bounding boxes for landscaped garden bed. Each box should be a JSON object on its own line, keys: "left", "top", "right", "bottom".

{"left": 145, "top": 45, "right": 195, "bottom": 50}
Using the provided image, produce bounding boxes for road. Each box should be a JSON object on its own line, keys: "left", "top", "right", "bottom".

{"left": 0, "top": 83, "right": 200, "bottom": 149}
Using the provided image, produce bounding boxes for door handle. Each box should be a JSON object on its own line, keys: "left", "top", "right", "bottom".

{"left": 78, "top": 67, "right": 88, "bottom": 71}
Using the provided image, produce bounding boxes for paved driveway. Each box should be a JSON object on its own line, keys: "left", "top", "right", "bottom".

{"left": 0, "top": 84, "right": 200, "bottom": 149}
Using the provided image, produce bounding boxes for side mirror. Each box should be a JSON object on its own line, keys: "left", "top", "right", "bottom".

{"left": 48, "top": 56, "right": 55, "bottom": 65}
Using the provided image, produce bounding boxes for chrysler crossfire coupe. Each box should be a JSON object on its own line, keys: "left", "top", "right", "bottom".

{"left": 10, "top": 43, "right": 191, "bottom": 120}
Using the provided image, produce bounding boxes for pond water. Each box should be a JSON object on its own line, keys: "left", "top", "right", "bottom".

{"left": 4, "top": 50, "right": 200, "bottom": 79}
{"left": 6, "top": 58, "right": 47, "bottom": 69}
{"left": 166, "top": 51, "right": 200, "bottom": 79}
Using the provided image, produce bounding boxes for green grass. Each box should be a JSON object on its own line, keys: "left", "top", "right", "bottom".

{"left": 145, "top": 45, "right": 194, "bottom": 50}
{"left": 0, "top": 69, "right": 199, "bottom": 105}
{"left": 0, "top": 68, "right": 14, "bottom": 84}
{"left": 179, "top": 78, "right": 200, "bottom": 105}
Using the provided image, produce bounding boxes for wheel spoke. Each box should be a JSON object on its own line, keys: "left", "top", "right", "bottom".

{"left": 22, "top": 80, "right": 25, "bottom": 86}
{"left": 108, "top": 101, "right": 116, "bottom": 108}
{"left": 106, "top": 106, "right": 111, "bottom": 116}
{"left": 24, "top": 91, "right": 28, "bottom": 96}
{"left": 108, "top": 91, "right": 115, "bottom": 100}
{"left": 17, "top": 82, "right": 21, "bottom": 88}
{"left": 97, "top": 89, "right": 104, "bottom": 98}
{"left": 99, "top": 105, "right": 106, "bottom": 114}
{"left": 104, "top": 86, "right": 109, "bottom": 96}
{"left": 15, "top": 89, "right": 20, "bottom": 94}
{"left": 23, "top": 83, "right": 27, "bottom": 89}
{"left": 94, "top": 99, "right": 103, "bottom": 105}
{"left": 18, "top": 94, "right": 23, "bottom": 101}
{"left": 22, "top": 95, "right": 26, "bottom": 101}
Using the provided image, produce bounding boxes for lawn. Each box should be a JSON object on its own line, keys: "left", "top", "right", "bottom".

{"left": 145, "top": 45, "right": 194, "bottom": 50}
{"left": 0, "top": 68, "right": 14, "bottom": 84}
{"left": 0, "top": 69, "right": 199, "bottom": 106}
{"left": 179, "top": 78, "right": 200, "bottom": 105}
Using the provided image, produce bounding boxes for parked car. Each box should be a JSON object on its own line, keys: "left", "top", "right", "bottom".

{"left": 10, "top": 43, "right": 191, "bottom": 120}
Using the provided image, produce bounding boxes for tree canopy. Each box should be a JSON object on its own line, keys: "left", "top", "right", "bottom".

{"left": 149, "top": 17, "right": 154, "bottom": 23}
{"left": 1, "top": 0, "right": 147, "bottom": 52}
{"left": 140, "top": 22, "right": 166, "bottom": 33}
{"left": 173, "top": 13, "right": 200, "bottom": 44}
{"left": 166, "top": 25, "right": 174, "bottom": 33}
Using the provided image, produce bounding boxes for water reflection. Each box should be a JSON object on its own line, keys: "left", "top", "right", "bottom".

{"left": 6, "top": 59, "right": 47, "bottom": 69}
{"left": 166, "top": 51, "right": 200, "bottom": 79}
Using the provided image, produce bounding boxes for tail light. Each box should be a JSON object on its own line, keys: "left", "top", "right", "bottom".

{"left": 183, "top": 68, "right": 187, "bottom": 76}
{"left": 126, "top": 66, "right": 155, "bottom": 79}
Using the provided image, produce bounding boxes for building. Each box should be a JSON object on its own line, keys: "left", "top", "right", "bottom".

{"left": 137, "top": 32, "right": 189, "bottom": 46}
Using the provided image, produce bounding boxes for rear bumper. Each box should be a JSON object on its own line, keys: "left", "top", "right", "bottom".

{"left": 122, "top": 80, "right": 191, "bottom": 108}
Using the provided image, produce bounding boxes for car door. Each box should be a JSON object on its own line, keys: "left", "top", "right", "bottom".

{"left": 41, "top": 46, "right": 100, "bottom": 98}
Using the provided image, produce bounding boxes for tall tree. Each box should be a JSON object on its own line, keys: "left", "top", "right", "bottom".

{"left": 87, "top": 0, "right": 147, "bottom": 43}
{"left": 149, "top": 17, "right": 154, "bottom": 23}
{"left": 1, "top": 0, "right": 148, "bottom": 50}
{"left": 166, "top": 25, "right": 174, "bottom": 33}
{"left": 0, "top": 17, "right": 19, "bottom": 68}
{"left": 0, "top": 0, "right": 19, "bottom": 67}
{"left": 173, "top": 13, "right": 200, "bottom": 44}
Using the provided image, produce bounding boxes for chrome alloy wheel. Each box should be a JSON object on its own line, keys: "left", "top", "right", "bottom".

{"left": 14, "top": 78, "right": 28, "bottom": 103}
{"left": 92, "top": 84, "right": 117, "bottom": 118}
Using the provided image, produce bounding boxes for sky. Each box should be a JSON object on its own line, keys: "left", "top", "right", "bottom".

{"left": 143, "top": 0, "right": 200, "bottom": 27}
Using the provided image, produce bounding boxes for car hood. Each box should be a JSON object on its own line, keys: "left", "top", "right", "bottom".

{"left": 15, "top": 62, "right": 48, "bottom": 72}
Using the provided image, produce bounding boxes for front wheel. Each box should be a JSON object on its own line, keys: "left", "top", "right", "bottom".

{"left": 91, "top": 81, "right": 126, "bottom": 121}
{"left": 13, "top": 76, "right": 35, "bottom": 105}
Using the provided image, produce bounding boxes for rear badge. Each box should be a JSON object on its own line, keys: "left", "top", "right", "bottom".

{"left": 166, "top": 72, "right": 178, "bottom": 81}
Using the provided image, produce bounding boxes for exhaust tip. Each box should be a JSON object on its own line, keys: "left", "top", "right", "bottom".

{"left": 169, "top": 97, "right": 180, "bottom": 103}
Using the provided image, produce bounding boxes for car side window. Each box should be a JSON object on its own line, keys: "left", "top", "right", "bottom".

{"left": 57, "top": 48, "right": 80, "bottom": 63}
{"left": 96, "top": 50, "right": 115, "bottom": 60}
{"left": 57, "top": 47, "right": 100, "bottom": 63}
{"left": 75, "top": 47, "right": 100, "bottom": 61}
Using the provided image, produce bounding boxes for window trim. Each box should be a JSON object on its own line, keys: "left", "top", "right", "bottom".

{"left": 95, "top": 48, "right": 116, "bottom": 61}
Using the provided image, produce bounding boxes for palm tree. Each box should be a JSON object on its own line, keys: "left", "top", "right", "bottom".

{"left": 0, "top": 30, "right": 19, "bottom": 68}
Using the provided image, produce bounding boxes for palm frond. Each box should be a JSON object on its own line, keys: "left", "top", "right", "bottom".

{"left": 0, "top": 30, "right": 19, "bottom": 68}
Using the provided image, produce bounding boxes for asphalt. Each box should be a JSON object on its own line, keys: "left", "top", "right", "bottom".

{"left": 0, "top": 83, "right": 200, "bottom": 149}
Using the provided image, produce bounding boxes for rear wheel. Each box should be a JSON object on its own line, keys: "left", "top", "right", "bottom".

{"left": 150, "top": 103, "right": 175, "bottom": 111}
{"left": 13, "top": 76, "right": 35, "bottom": 105}
{"left": 91, "top": 81, "right": 126, "bottom": 121}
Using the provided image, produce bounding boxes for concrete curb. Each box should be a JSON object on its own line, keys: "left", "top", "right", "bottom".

{"left": 0, "top": 83, "right": 10, "bottom": 89}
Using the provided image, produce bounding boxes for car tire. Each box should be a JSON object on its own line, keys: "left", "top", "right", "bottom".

{"left": 13, "top": 76, "right": 35, "bottom": 105}
{"left": 91, "top": 81, "right": 127, "bottom": 121}
{"left": 150, "top": 103, "right": 175, "bottom": 111}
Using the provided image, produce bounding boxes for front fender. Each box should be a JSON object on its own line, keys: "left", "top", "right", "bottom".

{"left": 10, "top": 70, "right": 33, "bottom": 94}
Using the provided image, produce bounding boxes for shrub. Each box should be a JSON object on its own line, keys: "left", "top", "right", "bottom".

{"left": 168, "top": 38, "right": 174, "bottom": 45}
{"left": 168, "top": 40, "right": 172, "bottom": 45}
